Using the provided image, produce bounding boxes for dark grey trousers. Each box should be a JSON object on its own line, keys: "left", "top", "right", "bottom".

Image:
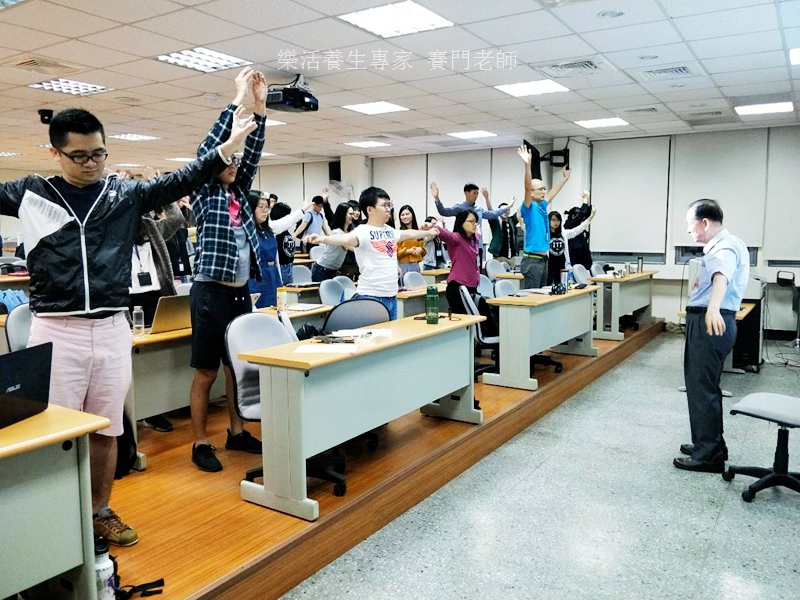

{"left": 521, "top": 256, "right": 547, "bottom": 289}
{"left": 683, "top": 310, "right": 737, "bottom": 461}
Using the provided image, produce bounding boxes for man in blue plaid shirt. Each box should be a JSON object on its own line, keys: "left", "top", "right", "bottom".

{"left": 189, "top": 67, "right": 269, "bottom": 472}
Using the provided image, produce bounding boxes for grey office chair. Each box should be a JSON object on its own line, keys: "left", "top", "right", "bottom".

{"left": 321, "top": 298, "right": 390, "bottom": 334}
{"left": 5, "top": 302, "right": 31, "bottom": 352}
{"left": 319, "top": 279, "right": 345, "bottom": 306}
{"left": 590, "top": 262, "right": 607, "bottom": 277}
{"left": 722, "top": 392, "right": 800, "bottom": 502}
{"left": 494, "top": 279, "right": 517, "bottom": 298}
{"left": 0, "top": 257, "right": 19, "bottom": 264}
{"left": 485, "top": 259, "right": 505, "bottom": 281}
{"left": 224, "top": 312, "right": 346, "bottom": 495}
{"left": 459, "top": 285, "right": 499, "bottom": 382}
{"left": 292, "top": 264, "right": 313, "bottom": 283}
{"left": 477, "top": 274, "right": 495, "bottom": 298}
{"left": 309, "top": 245, "right": 326, "bottom": 262}
{"left": 333, "top": 275, "right": 356, "bottom": 292}
{"left": 402, "top": 271, "right": 426, "bottom": 288}
{"left": 175, "top": 282, "right": 192, "bottom": 296}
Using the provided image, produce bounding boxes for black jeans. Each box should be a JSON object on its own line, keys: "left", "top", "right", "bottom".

{"left": 683, "top": 308, "right": 737, "bottom": 461}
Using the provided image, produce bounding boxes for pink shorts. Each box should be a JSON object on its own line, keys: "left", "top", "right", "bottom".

{"left": 28, "top": 313, "right": 132, "bottom": 436}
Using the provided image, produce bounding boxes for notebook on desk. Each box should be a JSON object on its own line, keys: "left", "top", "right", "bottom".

{"left": 149, "top": 294, "right": 192, "bottom": 334}
{"left": 0, "top": 342, "right": 52, "bottom": 429}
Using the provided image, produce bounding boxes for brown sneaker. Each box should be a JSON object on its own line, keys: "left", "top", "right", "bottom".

{"left": 94, "top": 509, "right": 138, "bottom": 547}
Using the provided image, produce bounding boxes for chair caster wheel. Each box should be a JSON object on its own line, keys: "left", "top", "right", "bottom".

{"left": 333, "top": 483, "right": 346, "bottom": 497}
{"left": 722, "top": 469, "right": 734, "bottom": 482}
{"left": 555, "top": 365, "right": 563, "bottom": 373}
{"left": 742, "top": 489, "right": 755, "bottom": 502}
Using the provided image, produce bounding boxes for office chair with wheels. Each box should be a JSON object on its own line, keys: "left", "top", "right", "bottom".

{"left": 333, "top": 275, "right": 356, "bottom": 292}
{"left": 494, "top": 279, "right": 517, "bottom": 298}
{"left": 485, "top": 259, "right": 505, "bottom": 281}
{"left": 572, "top": 264, "right": 590, "bottom": 285}
{"left": 722, "top": 392, "right": 800, "bottom": 502}
{"left": 402, "top": 271, "right": 426, "bottom": 288}
{"left": 590, "top": 262, "right": 610, "bottom": 277}
{"left": 175, "top": 282, "right": 192, "bottom": 296}
{"left": 321, "top": 298, "right": 391, "bottom": 333}
{"left": 224, "top": 313, "right": 346, "bottom": 495}
{"left": 776, "top": 271, "right": 800, "bottom": 350}
{"left": 477, "top": 274, "right": 495, "bottom": 298}
{"left": 309, "top": 245, "right": 326, "bottom": 262}
{"left": 319, "top": 279, "right": 345, "bottom": 306}
{"left": 459, "top": 285, "right": 499, "bottom": 380}
{"left": 292, "top": 264, "right": 313, "bottom": 283}
{"left": 5, "top": 302, "right": 31, "bottom": 352}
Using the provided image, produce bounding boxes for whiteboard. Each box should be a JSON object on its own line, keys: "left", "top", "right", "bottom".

{"left": 428, "top": 149, "right": 492, "bottom": 237}
{"left": 372, "top": 154, "right": 428, "bottom": 226}
{"left": 256, "top": 163, "right": 304, "bottom": 209}
{"left": 671, "top": 129, "right": 768, "bottom": 247}
{"left": 763, "top": 126, "right": 800, "bottom": 260}
{"left": 590, "top": 137, "right": 670, "bottom": 253}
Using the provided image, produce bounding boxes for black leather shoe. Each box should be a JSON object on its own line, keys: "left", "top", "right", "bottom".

{"left": 679, "top": 444, "right": 728, "bottom": 460}
{"left": 673, "top": 457, "right": 724, "bottom": 473}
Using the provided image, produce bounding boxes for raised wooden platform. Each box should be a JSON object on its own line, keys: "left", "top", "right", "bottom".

{"left": 111, "top": 322, "right": 663, "bottom": 599}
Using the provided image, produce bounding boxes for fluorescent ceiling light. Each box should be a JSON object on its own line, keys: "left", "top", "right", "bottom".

{"left": 495, "top": 80, "right": 569, "bottom": 98}
{"left": 156, "top": 47, "right": 252, "bottom": 73}
{"left": 0, "top": 152, "right": 23, "bottom": 157}
{"left": 166, "top": 157, "right": 195, "bottom": 163}
{"left": 264, "top": 119, "right": 286, "bottom": 127}
{"left": 344, "top": 141, "right": 391, "bottom": 148}
{"left": 115, "top": 163, "right": 142, "bottom": 168}
{"left": 789, "top": 48, "right": 800, "bottom": 65}
{"left": 447, "top": 131, "right": 497, "bottom": 140}
{"left": 29, "top": 78, "right": 111, "bottom": 96}
{"left": 574, "top": 117, "right": 630, "bottom": 128}
{"left": 339, "top": 1, "right": 453, "bottom": 38}
{"left": 342, "top": 101, "right": 409, "bottom": 115}
{"left": 734, "top": 102, "right": 794, "bottom": 116}
{"left": 0, "top": 0, "right": 28, "bottom": 9}
{"left": 110, "top": 133, "right": 161, "bottom": 142}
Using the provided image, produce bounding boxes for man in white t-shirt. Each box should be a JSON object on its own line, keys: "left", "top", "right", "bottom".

{"left": 306, "top": 186, "right": 435, "bottom": 319}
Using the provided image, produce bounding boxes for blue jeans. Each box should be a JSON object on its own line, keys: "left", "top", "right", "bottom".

{"left": 353, "top": 293, "right": 397, "bottom": 320}
{"left": 279, "top": 264, "right": 293, "bottom": 285}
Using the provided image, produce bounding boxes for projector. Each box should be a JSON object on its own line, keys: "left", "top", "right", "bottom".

{"left": 266, "top": 75, "right": 318, "bottom": 112}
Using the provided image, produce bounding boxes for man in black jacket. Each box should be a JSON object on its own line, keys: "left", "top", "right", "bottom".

{"left": 563, "top": 192, "right": 593, "bottom": 270}
{"left": 0, "top": 106, "right": 255, "bottom": 546}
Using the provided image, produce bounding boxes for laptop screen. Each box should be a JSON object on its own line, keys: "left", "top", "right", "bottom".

{"left": 0, "top": 342, "right": 52, "bottom": 429}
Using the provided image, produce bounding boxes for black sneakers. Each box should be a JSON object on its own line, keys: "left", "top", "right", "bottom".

{"left": 225, "top": 429, "right": 262, "bottom": 454}
{"left": 143, "top": 414, "right": 174, "bottom": 432}
{"left": 192, "top": 443, "right": 222, "bottom": 472}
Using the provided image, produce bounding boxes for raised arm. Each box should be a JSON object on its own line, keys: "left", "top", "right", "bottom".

{"left": 482, "top": 187, "right": 492, "bottom": 211}
{"left": 306, "top": 230, "right": 359, "bottom": 248}
{"left": 517, "top": 145, "right": 533, "bottom": 208}
{"left": 429, "top": 181, "right": 459, "bottom": 216}
{"left": 563, "top": 206, "right": 596, "bottom": 240}
{"left": 397, "top": 227, "right": 437, "bottom": 242}
{"left": 545, "top": 165, "right": 570, "bottom": 203}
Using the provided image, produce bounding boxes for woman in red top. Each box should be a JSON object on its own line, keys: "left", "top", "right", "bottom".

{"left": 433, "top": 209, "right": 480, "bottom": 314}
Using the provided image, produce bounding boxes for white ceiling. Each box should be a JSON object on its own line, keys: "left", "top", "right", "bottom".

{"left": 0, "top": 0, "right": 798, "bottom": 172}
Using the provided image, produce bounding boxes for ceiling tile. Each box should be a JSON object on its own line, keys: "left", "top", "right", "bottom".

{"left": 578, "top": 83, "right": 649, "bottom": 100}
{"left": 689, "top": 31, "right": 784, "bottom": 59}
{"left": 503, "top": 35, "right": 598, "bottom": 65}
{"left": 720, "top": 81, "right": 793, "bottom": 96}
{"left": 33, "top": 40, "right": 136, "bottom": 69}
{"left": 0, "top": 22, "right": 67, "bottom": 52}
{"left": 603, "top": 43, "right": 696, "bottom": 70}
{"left": 391, "top": 27, "right": 490, "bottom": 57}
{"left": 581, "top": 21, "right": 682, "bottom": 53}
{"left": 712, "top": 67, "right": 790, "bottom": 87}
{"left": 136, "top": 8, "right": 254, "bottom": 45}
{"left": 0, "top": 1, "right": 118, "bottom": 37}
{"left": 463, "top": 11, "right": 571, "bottom": 45}
{"left": 83, "top": 26, "right": 186, "bottom": 58}
{"left": 659, "top": 0, "right": 772, "bottom": 18}
{"left": 270, "top": 17, "right": 376, "bottom": 50}
{"left": 781, "top": 0, "right": 800, "bottom": 27}
{"left": 550, "top": 0, "right": 667, "bottom": 33}
{"left": 672, "top": 4, "right": 779, "bottom": 40}
{"left": 701, "top": 51, "right": 788, "bottom": 74}
{"left": 48, "top": 0, "right": 184, "bottom": 22}
{"left": 311, "top": 69, "right": 397, "bottom": 90}
{"left": 595, "top": 94, "right": 660, "bottom": 109}
{"left": 197, "top": 0, "right": 323, "bottom": 30}
{"left": 211, "top": 33, "right": 314, "bottom": 65}
{"left": 407, "top": 74, "right": 484, "bottom": 94}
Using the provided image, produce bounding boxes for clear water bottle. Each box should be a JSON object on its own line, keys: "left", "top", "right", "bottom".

{"left": 95, "top": 537, "right": 116, "bottom": 600}
{"left": 277, "top": 286, "right": 288, "bottom": 311}
{"left": 425, "top": 285, "right": 439, "bottom": 324}
{"left": 132, "top": 305, "right": 145, "bottom": 338}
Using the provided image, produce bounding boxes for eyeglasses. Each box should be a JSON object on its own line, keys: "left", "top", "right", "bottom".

{"left": 255, "top": 202, "right": 269, "bottom": 210}
{"left": 58, "top": 150, "right": 108, "bottom": 164}
{"left": 464, "top": 219, "right": 478, "bottom": 224}
{"left": 533, "top": 186, "right": 547, "bottom": 192}
{"left": 379, "top": 202, "right": 393, "bottom": 209}
{"left": 230, "top": 156, "right": 242, "bottom": 167}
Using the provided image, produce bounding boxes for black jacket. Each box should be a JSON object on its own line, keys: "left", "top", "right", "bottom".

{"left": 0, "top": 150, "right": 226, "bottom": 315}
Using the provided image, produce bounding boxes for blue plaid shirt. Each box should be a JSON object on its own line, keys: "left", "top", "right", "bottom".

{"left": 191, "top": 104, "right": 266, "bottom": 283}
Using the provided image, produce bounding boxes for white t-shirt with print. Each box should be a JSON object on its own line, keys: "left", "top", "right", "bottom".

{"left": 353, "top": 224, "right": 400, "bottom": 298}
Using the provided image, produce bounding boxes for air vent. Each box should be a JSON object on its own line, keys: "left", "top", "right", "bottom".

{"left": 0, "top": 54, "right": 84, "bottom": 76}
{"left": 622, "top": 107, "right": 659, "bottom": 115}
{"left": 636, "top": 65, "right": 694, "bottom": 81}
{"left": 366, "top": 134, "right": 392, "bottom": 140}
{"left": 684, "top": 116, "right": 740, "bottom": 127}
{"left": 728, "top": 92, "right": 792, "bottom": 107}
{"left": 536, "top": 56, "right": 615, "bottom": 79}
{"left": 391, "top": 129, "right": 437, "bottom": 138}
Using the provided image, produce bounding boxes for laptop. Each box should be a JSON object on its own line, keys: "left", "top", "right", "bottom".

{"left": 0, "top": 342, "right": 52, "bottom": 429}
{"left": 149, "top": 294, "right": 192, "bottom": 334}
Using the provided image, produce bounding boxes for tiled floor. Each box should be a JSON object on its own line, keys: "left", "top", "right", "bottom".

{"left": 282, "top": 333, "right": 800, "bottom": 600}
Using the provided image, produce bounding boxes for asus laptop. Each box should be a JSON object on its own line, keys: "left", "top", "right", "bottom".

{"left": 0, "top": 342, "right": 52, "bottom": 429}
{"left": 149, "top": 294, "right": 192, "bottom": 334}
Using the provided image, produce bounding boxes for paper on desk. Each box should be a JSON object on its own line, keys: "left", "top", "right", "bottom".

{"left": 286, "top": 303, "right": 323, "bottom": 311}
{"left": 518, "top": 287, "right": 552, "bottom": 295}
{"left": 294, "top": 344, "right": 359, "bottom": 354}
{"left": 331, "top": 328, "right": 393, "bottom": 338}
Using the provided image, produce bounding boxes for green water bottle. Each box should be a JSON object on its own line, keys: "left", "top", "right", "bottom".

{"left": 425, "top": 285, "right": 439, "bottom": 324}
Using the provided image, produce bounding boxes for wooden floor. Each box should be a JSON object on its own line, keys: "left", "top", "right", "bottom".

{"left": 111, "top": 322, "right": 663, "bottom": 599}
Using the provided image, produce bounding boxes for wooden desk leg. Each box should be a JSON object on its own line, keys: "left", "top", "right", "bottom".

{"left": 240, "top": 367, "right": 319, "bottom": 521}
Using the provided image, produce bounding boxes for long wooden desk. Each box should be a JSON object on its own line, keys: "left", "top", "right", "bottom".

{"left": 494, "top": 272, "right": 523, "bottom": 290}
{"left": 485, "top": 286, "right": 599, "bottom": 390}
{"left": 238, "top": 315, "right": 485, "bottom": 521}
{"left": 283, "top": 284, "right": 321, "bottom": 305}
{"left": 420, "top": 268, "right": 450, "bottom": 284}
{"left": 396, "top": 282, "right": 449, "bottom": 318}
{"left": 0, "top": 405, "right": 109, "bottom": 600}
{"left": 0, "top": 273, "right": 30, "bottom": 293}
{"left": 589, "top": 270, "right": 657, "bottom": 341}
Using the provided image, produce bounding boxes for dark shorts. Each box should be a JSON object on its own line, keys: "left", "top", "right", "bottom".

{"left": 190, "top": 281, "right": 252, "bottom": 370}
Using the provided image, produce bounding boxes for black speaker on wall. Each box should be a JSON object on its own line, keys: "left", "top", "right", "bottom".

{"left": 329, "top": 160, "right": 341, "bottom": 182}
{"left": 522, "top": 139, "right": 542, "bottom": 180}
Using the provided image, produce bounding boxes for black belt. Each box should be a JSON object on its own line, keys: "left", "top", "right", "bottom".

{"left": 686, "top": 306, "right": 736, "bottom": 316}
